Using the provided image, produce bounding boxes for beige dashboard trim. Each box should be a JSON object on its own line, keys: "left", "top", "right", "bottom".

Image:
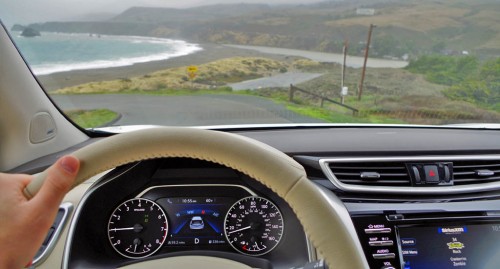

{"left": 118, "top": 255, "right": 253, "bottom": 269}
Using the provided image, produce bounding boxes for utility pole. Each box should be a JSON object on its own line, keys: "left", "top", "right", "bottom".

{"left": 358, "top": 24, "right": 376, "bottom": 101}
{"left": 341, "top": 39, "right": 348, "bottom": 104}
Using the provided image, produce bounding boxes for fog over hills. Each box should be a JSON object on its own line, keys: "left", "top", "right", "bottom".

{"left": 16, "top": 0, "right": 500, "bottom": 57}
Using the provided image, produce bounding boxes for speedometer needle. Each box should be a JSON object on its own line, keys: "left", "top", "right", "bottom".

{"left": 228, "top": 225, "right": 252, "bottom": 234}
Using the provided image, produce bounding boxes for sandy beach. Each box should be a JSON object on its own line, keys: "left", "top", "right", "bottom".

{"left": 38, "top": 44, "right": 295, "bottom": 92}
{"left": 38, "top": 43, "right": 408, "bottom": 92}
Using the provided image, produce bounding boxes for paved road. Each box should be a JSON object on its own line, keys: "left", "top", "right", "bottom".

{"left": 229, "top": 72, "right": 323, "bottom": 90}
{"left": 52, "top": 94, "right": 324, "bottom": 126}
{"left": 226, "top": 45, "right": 408, "bottom": 68}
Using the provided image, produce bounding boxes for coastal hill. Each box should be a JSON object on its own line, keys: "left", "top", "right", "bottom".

{"left": 24, "top": 0, "right": 500, "bottom": 58}
{"left": 111, "top": 4, "right": 271, "bottom": 24}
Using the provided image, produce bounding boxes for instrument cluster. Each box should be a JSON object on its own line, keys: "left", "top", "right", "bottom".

{"left": 106, "top": 184, "right": 284, "bottom": 259}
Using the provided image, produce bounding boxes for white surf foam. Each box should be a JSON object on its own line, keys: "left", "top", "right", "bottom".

{"left": 31, "top": 35, "right": 202, "bottom": 75}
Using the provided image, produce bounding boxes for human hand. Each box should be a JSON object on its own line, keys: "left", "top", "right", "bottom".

{"left": 0, "top": 156, "right": 79, "bottom": 269}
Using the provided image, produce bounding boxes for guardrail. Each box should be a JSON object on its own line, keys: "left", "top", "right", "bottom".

{"left": 289, "top": 84, "right": 359, "bottom": 115}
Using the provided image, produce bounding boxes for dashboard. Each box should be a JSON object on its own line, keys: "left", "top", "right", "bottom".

{"left": 65, "top": 158, "right": 310, "bottom": 269}
{"left": 15, "top": 126, "right": 500, "bottom": 269}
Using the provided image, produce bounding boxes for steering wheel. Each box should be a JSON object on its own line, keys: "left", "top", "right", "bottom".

{"left": 23, "top": 127, "right": 368, "bottom": 269}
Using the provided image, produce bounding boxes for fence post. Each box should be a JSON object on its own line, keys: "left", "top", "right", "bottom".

{"left": 289, "top": 84, "right": 294, "bottom": 102}
{"left": 320, "top": 98, "right": 324, "bottom": 108}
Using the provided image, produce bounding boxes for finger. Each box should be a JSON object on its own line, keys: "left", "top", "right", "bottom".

{"left": 30, "top": 156, "right": 80, "bottom": 213}
{"left": 23, "top": 171, "right": 46, "bottom": 199}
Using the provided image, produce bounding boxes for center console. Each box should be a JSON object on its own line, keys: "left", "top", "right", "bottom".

{"left": 351, "top": 211, "right": 500, "bottom": 269}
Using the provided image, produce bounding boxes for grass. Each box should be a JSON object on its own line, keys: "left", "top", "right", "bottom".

{"left": 65, "top": 109, "right": 119, "bottom": 128}
{"left": 285, "top": 104, "right": 365, "bottom": 123}
{"left": 53, "top": 57, "right": 297, "bottom": 94}
{"left": 284, "top": 96, "right": 408, "bottom": 124}
{"left": 243, "top": 87, "right": 407, "bottom": 124}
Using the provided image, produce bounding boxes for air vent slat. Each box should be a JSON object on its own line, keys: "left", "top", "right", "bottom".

{"left": 452, "top": 160, "right": 500, "bottom": 185}
{"left": 453, "top": 164, "right": 500, "bottom": 169}
{"left": 379, "top": 173, "right": 408, "bottom": 177}
{"left": 453, "top": 178, "right": 500, "bottom": 184}
{"left": 329, "top": 166, "right": 404, "bottom": 170}
{"left": 453, "top": 171, "right": 476, "bottom": 176}
{"left": 331, "top": 172, "right": 363, "bottom": 177}
{"left": 330, "top": 172, "right": 408, "bottom": 177}
{"left": 454, "top": 175, "right": 500, "bottom": 181}
{"left": 328, "top": 161, "right": 411, "bottom": 187}
{"left": 340, "top": 179, "right": 410, "bottom": 185}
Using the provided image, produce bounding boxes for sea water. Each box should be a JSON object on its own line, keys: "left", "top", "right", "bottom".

{"left": 11, "top": 32, "right": 202, "bottom": 75}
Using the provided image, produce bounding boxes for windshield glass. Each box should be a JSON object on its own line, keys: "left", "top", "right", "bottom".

{"left": 1, "top": 0, "right": 499, "bottom": 128}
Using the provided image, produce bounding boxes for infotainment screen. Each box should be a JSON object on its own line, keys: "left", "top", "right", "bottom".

{"left": 397, "top": 223, "right": 500, "bottom": 269}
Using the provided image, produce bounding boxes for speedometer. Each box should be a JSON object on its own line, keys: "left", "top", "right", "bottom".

{"left": 224, "top": 196, "right": 284, "bottom": 256}
{"left": 107, "top": 198, "right": 168, "bottom": 259}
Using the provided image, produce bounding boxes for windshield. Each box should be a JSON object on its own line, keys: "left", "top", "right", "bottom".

{"left": 1, "top": 0, "right": 499, "bottom": 129}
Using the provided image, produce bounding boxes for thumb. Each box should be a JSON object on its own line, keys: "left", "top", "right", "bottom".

{"left": 30, "top": 156, "right": 80, "bottom": 210}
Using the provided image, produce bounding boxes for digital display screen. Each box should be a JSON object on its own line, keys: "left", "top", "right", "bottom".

{"left": 156, "top": 197, "right": 236, "bottom": 247}
{"left": 398, "top": 223, "right": 500, "bottom": 269}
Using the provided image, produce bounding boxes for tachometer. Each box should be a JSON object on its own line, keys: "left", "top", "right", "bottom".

{"left": 107, "top": 198, "right": 168, "bottom": 259}
{"left": 224, "top": 196, "right": 284, "bottom": 256}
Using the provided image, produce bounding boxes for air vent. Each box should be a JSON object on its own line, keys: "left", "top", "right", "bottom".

{"left": 329, "top": 161, "right": 410, "bottom": 186}
{"left": 33, "top": 203, "right": 72, "bottom": 266}
{"left": 453, "top": 160, "right": 500, "bottom": 185}
{"left": 318, "top": 156, "right": 500, "bottom": 195}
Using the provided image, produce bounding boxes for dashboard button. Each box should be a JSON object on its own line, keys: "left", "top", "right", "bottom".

{"left": 372, "top": 253, "right": 396, "bottom": 259}
{"left": 365, "top": 228, "right": 392, "bottom": 234}
{"left": 424, "top": 165, "right": 440, "bottom": 183}
{"left": 387, "top": 214, "right": 404, "bottom": 221}
{"left": 412, "top": 166, "right": 421, "bottom": 184}
{"left": 368, "top": 240, "right": 394, "bottom": 246}
{"left": 444, "top": 165, "right": 451, "bottom": 182}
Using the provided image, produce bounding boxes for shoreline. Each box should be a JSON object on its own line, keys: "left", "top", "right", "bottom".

{"left": 38, "top": 43, "right": 297, "bottom": 92}
{"left": 38, "top": 43, "right": 408, "bottom": 92}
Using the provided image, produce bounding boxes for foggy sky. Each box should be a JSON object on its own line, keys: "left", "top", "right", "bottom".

{"left": 0, "top": 0, "right": 326, "bottom": 27}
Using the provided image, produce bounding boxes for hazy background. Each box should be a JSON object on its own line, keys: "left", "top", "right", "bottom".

{"left": 0, "top": 0, "right": 326, "bottom": 27}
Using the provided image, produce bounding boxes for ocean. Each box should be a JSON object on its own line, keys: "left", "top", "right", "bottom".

{"left": 11, "top": 32, "right": 202, "bottom": 75}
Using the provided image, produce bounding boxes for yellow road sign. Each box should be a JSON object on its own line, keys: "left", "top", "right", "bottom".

{"left": 187, "top": 66, "right": 198, "bottom": 73}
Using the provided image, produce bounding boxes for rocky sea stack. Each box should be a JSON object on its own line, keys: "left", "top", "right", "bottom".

{"left": 20, "top": 27, "right": 41, "bottom": 37}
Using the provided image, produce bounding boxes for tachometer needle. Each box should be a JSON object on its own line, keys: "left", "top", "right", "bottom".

{"left": 109, "top": 227, "right": 135, "bottom": 231}
{"left": 228, "top": 225, "right": 252, "bottom": 234}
